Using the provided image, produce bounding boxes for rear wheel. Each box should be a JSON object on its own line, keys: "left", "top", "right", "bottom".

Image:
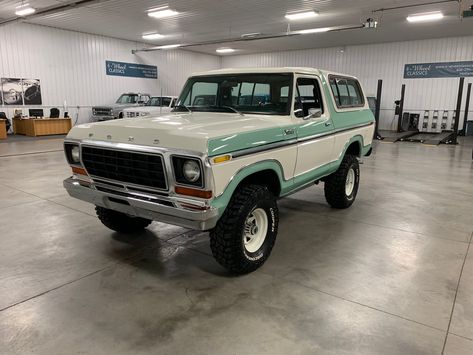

{"left": 210, "top": 185, "right": 278, "bottom": 274}
{"left": 95, "top": 206, "right": 152, "bottom": 233}
{"left": 324, "top": 154, "right": 360, "bottom": 209}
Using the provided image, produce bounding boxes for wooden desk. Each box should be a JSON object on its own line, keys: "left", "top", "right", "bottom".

{"left": 13, "top": 118, "right": 72, "bottom": 137}
{"left": 0, "top": 120, "right": 6, "bottom": 139}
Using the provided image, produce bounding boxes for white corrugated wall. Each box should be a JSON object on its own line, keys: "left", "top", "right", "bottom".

{"left": 0, "top": 23, "right": 221, "bottom": 124}
{"left": 222, "top": 36, "right": 473, "bottom": 130}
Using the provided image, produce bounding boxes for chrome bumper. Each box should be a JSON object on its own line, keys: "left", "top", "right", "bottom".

{"left": 63, "top": 177, "right": 219, "bottom": 230}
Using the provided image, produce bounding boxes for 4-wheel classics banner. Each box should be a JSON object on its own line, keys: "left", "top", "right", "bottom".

{"left": 106, "top": 60, "right": 158, "bottom": 79}
{"left": 404, "top": 61, "right": 473, "bottom": 79}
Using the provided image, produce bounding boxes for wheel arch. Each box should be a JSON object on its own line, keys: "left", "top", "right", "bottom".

{"left": 211, "top": 160, "right": 285, "bottom": 215}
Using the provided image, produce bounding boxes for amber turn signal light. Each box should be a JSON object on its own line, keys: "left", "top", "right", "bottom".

{"left": 175, "top": 186, "right": 212, "bottom": 199}
{"left": 71, "top": 166, "right": 88, "bottom": 176}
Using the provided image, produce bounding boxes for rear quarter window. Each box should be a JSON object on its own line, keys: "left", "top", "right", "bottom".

{"left": 329, "top": 75, "right": 365, "bottom": 109}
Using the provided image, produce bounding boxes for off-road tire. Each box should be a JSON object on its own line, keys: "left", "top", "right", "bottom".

{"left": 95, "top": 206, "right": 152, "bottom": 233}
{"left": 210, "top": 185, "right": 278, "bottom": 275}
{"left": 324, "top": 154, "right": 360, "bottom": 209}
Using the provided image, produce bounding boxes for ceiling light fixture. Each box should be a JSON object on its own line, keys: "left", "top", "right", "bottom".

{"left": 216, "top": 48, "right": 235, "bottom": 54}
{"left": 156, "top": 44, "right": 181, "bottom": 49}
{"left": 15, "top": 4, "right": 35, "bottom": 16}
{"left": 297, "top": 27, "right": 330, "bottom": 34}
{"left": 142, "top": 33, "right": 165, "bottom": 40}
{"left": 285, "top": 10, "right": 318, "bottom": 20}
{"left": 147, "top": 6, "right": 179, "bottom": 19}
{"left": 407, "top": 11, "right": 444, "bottom": 23}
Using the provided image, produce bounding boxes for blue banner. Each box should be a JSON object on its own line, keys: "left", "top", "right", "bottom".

{"left": 106, "top": 60, "right": 157, "bottom": 79}
{"left": 404, "top": 61, "right": 473, "bottom": 79}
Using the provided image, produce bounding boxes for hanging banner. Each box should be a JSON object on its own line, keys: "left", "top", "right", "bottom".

{"left": 404, "top": 61, "right": 473, "bottom": 79}
{"left": 106, "top": 60, "right": 158, "bottom": 79}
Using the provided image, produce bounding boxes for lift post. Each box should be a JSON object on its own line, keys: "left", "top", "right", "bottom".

{"left": 451, "top": 77, "right": 465, "bottom": 145}
{"left": 396, "top": 84, "right": 406, "bottom": 133}
{"left": 374, "top": 79, "right": 383, "bottom": 140}
{"left": 461, "top": 83, "right": 471, "bottom": 136}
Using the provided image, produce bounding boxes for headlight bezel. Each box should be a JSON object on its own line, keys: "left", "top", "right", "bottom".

{"left": 64, "top": 142, "right": 82, "bottom": 166}
{"left": 171, "top": 155, "right": 204, "bottom": 188}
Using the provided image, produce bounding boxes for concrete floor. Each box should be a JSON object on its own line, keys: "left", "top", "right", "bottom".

{"left": 1, "top": 136, "right": 473, "bottom": 355}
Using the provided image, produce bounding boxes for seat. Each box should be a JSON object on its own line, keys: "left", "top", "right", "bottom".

{"left": 0, "top": 112, "right": 11, "bottom": 133}
{"left": 50, "top": 107, "right": 60, "bottom": 118}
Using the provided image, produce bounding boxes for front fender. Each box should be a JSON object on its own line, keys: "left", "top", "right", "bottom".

{"left": 210, "top": 160, "right": 285, "bottom": 217}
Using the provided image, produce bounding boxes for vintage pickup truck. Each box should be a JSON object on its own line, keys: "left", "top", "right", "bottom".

{"left": 64, "top": 67, "right": 374, "bottom": 274}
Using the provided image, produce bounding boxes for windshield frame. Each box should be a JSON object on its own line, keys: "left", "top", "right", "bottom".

{"left": 146, "top": 96, "right": 172, "bottom": 107}
{"left": 175, "top": 73, "right": 294, "bottom": 116}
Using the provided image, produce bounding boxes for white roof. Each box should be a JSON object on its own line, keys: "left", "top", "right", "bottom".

{"left": 192, "top": 67, "right": 355, "bottom": 79}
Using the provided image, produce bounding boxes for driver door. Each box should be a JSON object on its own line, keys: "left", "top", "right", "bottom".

{"left": 293, "top": 76, "right": 334, "bottom": 176}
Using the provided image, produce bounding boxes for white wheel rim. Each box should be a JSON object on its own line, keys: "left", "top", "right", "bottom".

{"left": 243, "top": 208, "right": 268, "bottom": 253}
{"left": 345, "top": 168, "right": 355, "bottom": 196}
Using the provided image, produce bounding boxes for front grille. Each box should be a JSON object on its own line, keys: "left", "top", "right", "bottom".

{"left": 81, "top": 146, "right": 167, "bottom": 190}
{"left": 93, "top": 107, "right": 112, "bottom": 116}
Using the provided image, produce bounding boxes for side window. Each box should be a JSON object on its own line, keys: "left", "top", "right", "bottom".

{"left": 346, "top": 79, "right": 363, "bottom": 106}
{"left": 329, "top": 76, "right": 365, "bottom": 108}
{"left": 295, "top": 77, "right": 324, "bottom": 117}
{"left": 161, "top": 97, "right": 172, "bottom": 107}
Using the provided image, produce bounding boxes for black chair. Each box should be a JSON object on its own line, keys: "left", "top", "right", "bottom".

{"left": 0, "top": 112, "right": 11, "bottom": 133}
{"left": 50, "top": 107, "right": 60, "bottom": 118}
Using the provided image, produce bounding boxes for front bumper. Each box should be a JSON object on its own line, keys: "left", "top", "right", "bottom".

{"left": 63, "top": 177, "right": 219, "bottom": 230}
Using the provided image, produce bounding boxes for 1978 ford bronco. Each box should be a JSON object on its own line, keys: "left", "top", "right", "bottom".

{"left": 63, "top": 67, "right": 374, "bottom": 274}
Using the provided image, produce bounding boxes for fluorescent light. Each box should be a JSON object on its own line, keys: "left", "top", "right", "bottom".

{"left": 285, "top": 11, "right": 318, "bottom": 20}
{"left": 407, "top": 11, "right": 444, "bottom": 23}
{"left": 297, "top": 27, "right": 330, "bottom": 34}
{"left": 216, "top": 48, "right": 235, "bottom": 54}
{"left": 147, "top": 7, "right": 179, "bottom": 18}
{"left": 15, "top": 4, "right": 35, "bottom": 16}
{"left": 156, "top": 44, "right": 181, "bottom": 49}
{"left": 142, "top": 33, "right": 165, "bottom": 40}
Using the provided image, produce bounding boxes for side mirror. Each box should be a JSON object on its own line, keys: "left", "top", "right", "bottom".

{"left": 304, "top": 108, "right": 323, "bottom": 120}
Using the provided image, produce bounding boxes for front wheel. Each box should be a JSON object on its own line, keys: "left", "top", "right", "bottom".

{"left": 210, "top": 185, "right": 279, "bottom": 274}
{"left": 324, "top": 154, "right": 360, "bottom": 209}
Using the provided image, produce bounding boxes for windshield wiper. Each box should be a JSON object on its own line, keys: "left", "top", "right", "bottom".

{"left": 222, "top": 106, "right": 244, "bottom": 116}
{"left": 173, "top": 104, "right": 192, "bottom": 113}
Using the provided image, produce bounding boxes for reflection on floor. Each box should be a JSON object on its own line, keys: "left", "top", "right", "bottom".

{"left": 1, "top": 137, "right": 473, "bottom": 354}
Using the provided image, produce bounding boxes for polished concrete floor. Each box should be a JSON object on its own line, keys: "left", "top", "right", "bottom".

{"left": 1, "top": 136, "right": 473, "bottom": 355}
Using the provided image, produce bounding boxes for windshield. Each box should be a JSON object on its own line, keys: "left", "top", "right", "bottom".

{"left": 175, "top": 74, "right": 293, "bottom": 115}
{"left": 146, "top": 97, "right": 172, "bottom": 107}
{"left": 116, "top": 94, "right": 138, "bottom": 104}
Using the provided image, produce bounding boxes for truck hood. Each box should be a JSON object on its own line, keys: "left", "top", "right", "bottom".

{"left": 67, "top": 112, "right": 291, "bottom": 154}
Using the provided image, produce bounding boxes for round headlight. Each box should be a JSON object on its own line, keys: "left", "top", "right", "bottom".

{"left": 182, "top": 160, "right": 201, "bottom": 183}
{"left": 71, "top": 146, "right": 80, "bottom": 163}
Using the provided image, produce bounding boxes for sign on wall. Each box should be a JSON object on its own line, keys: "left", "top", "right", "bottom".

{"left": 106, "top": 60, "right": 158, "bottom": 79}
{"left": 404, "top": 61, "right": 473, "bottom": 79}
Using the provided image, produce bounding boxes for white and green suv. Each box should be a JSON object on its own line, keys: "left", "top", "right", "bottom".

{"left": 63, "top": 67, "right": 374, "bottom": 274}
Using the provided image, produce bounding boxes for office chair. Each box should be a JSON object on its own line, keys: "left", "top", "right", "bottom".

{"left": 50, "top": 107, "right": 60, "bottom": 118}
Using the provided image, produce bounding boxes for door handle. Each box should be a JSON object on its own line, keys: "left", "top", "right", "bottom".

{"left": 324, "top": 121, "right": 332, "bottom": 127}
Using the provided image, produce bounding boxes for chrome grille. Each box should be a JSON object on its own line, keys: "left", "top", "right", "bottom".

{"left": 81, "top": 146, "right": 167, "bottom": 190}
{"left": 92, "top": 107, "right": 112, "bottom": 116}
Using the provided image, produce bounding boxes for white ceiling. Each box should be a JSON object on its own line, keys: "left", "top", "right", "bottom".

{"left": 1, "top": 0, "right": 472, "bottom": 55}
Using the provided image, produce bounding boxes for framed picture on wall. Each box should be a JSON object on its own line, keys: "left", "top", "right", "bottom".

{"left": 1, "top": 78, "right": 24, "bottom": 105}
{"left": 23, "top": 79, "right": 42, "bottom": 105}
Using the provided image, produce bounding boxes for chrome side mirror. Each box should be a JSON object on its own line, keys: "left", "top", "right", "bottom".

{"left": 304, "top": 108, "right": 322, "bottom": 120}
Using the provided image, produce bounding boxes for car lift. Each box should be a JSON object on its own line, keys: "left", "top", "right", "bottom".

{"left": 378, "top": 84, "right": 419, "bottom": 143}
{"left": 407, "top": 77, "right": 465, "bottom": 145}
